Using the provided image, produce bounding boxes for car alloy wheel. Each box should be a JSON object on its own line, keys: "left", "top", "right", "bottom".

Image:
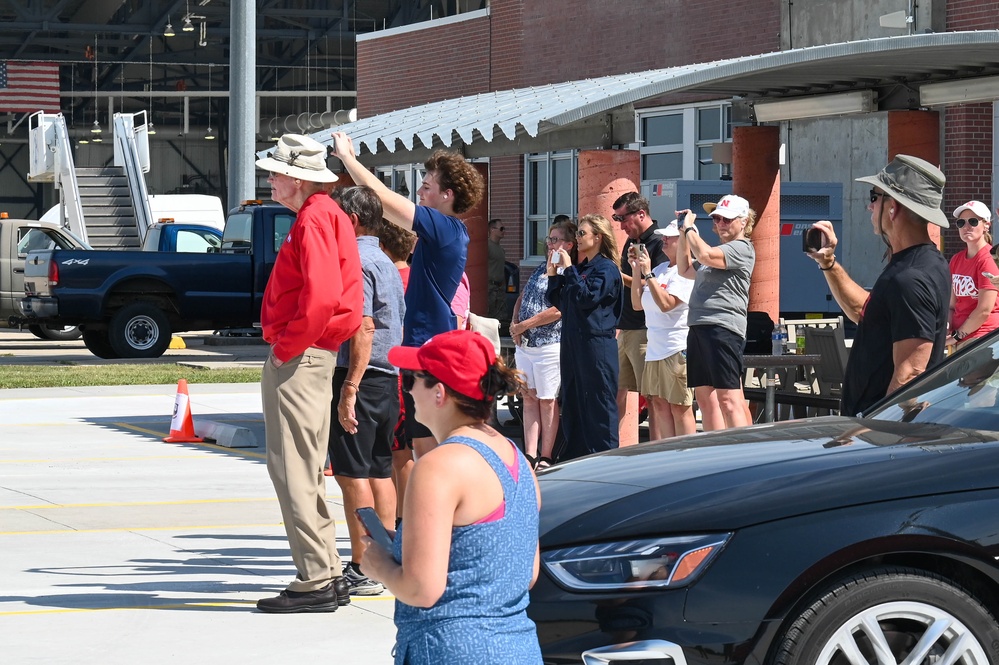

{"left": 774, "top": 567, "right": 999, "bottom": 665}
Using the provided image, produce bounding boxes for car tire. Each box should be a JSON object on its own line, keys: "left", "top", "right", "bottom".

{"left": 28, "top": 324, "right": 83, "bottom": 341}
{"left": 108, "top": 303, "right": 172, "bottom": 358}
{"left": 82, "top": 329, "right": 119, "bottom": 359}
{"left": 773, "top": 566, "right": 999, "bottom": 665}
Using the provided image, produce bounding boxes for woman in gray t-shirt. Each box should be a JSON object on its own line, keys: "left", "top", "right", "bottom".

{"left": 676, "top": 195, "right": 757, "bottom": 431}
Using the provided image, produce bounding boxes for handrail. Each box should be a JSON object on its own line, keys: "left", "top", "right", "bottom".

{"left": 28, "top": 112, "right": 89, "bottom": 244}
{"left": 112, "top": 112, "right": 153, "bottom": 244}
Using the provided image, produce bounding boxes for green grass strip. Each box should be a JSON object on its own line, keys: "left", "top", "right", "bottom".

{"left": 0, "top": 364, "right": 262, "bottom": 389}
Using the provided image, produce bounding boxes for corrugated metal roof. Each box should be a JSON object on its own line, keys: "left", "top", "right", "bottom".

{"left": 299, "top": 30, "right": 999, "bottom": 157}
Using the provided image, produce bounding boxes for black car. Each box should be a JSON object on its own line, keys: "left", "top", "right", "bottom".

{"left": 531, "top": 332, "right": 999, "bottom": 665}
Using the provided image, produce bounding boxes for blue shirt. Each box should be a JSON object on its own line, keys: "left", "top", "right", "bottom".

{"left": 337, "top": 235, "right": 405, "bottom": 374}
{"left": 404, "top": 206, "right": 468, "bottom": 346}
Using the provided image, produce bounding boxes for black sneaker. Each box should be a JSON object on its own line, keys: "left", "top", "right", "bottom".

{"left": 343, "top": 562, "right": 384, "bottom": 596}
{"left": 256, "top": 581, "right": 339, "bottom": 614}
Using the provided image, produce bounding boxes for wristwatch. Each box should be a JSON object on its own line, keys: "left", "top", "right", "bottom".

{"left": 954, "top": 330, "right": 968, "bottom": 341}
{"left": 642, "top": 272, "right": 655, "bottom": 280}
{"left": 682, "top": 226, "right": 696, "bottom": 235}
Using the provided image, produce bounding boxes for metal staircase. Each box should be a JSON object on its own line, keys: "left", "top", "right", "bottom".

{"left": 28, "top": 111, "right": 154, "bottom": 249}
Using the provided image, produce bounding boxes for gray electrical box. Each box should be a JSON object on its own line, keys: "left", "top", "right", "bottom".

{"left": 641, "top": 180, "right": 843, "bottom": 317}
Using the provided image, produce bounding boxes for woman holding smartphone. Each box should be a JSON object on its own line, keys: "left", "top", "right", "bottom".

{"left": 546, "top": 214, "right": 623, "bottom": 459}
{"left": 949, "top": 200, "right": 999, "bottom": 347}
{"left": 360, "top": 330, "right": 542, "bottom": 665}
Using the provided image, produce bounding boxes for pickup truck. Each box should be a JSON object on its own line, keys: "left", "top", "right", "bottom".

{"left": 1, "top": 215, "right": 90, "bottom": 340}
{"left": 20, "top": 202, "right": 295, "bottom": 358}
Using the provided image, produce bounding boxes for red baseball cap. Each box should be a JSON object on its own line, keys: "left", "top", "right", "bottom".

{"left": 388, "top": 330, "right": 497, "bottom": 400}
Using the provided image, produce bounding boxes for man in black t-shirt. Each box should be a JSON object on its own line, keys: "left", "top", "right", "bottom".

{"left": 613, "top": 192, "right": 664, "bottom": 444}
{"left": 805, "top": 155, "right": 950, "bottom": 416}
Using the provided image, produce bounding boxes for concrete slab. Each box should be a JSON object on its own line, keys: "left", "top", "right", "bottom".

{"left": 0, "top": 382, "right": 396, "bottom": 664}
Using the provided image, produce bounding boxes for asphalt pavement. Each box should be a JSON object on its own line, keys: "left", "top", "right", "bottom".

{"left": 0, "top": 330, "right": 398, "bottom": 664}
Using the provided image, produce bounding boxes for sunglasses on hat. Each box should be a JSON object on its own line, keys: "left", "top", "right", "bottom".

{"left": 954, "top": 218, "right": 985, "bottom": 229}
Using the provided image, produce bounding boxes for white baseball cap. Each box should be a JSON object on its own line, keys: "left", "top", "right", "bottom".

{"left": 654, "top": 220, "right": 681, "bottom": 237}
{"left": 953, "top": 200, "right": 992, "bottom": 222}
{"left": 703, "top": 194, "right": 750, "bottom": 219}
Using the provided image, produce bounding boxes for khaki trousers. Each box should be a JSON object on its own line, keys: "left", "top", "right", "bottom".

{"left": 261, "top": 347, "right": 341, "bottom": 592}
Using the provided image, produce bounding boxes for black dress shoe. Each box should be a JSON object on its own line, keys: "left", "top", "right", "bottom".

{"left": 333, "top": 575, "right": 351, "bottom": 606}
{"left": 256, "top": 581, "right": 339, "bottom": 613}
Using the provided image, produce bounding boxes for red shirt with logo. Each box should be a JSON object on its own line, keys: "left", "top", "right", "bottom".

{"left": 949, "top": 246, "right": 999, "bottom": 340}
{"left": 261, "top": 193, "right": 363, "bottom": 361}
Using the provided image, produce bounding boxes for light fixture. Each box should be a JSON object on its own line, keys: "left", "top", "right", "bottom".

{"left": 91, "top": 119, "right": 102, "bottom": 134}
{"left": 164, "top": 19, "right": 175, "bottom": 37}
{"left": 752, "top": 90, "right": 877, "bottom": 122}
{"left": 919, "top": 76, "right": 999, "bottom": 107}
{"left": 182, "top": 16, "right": 195, "bottom": 32}
{"left": 204, "top": 125, "right": 215, "bottom": 140}
{"left": 147, "top": 122, "right": 157, "bottom": 136}
{"left": 79, "top": 137, "right": 90, "bottom": 145}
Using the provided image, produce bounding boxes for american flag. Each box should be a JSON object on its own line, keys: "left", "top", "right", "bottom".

{"left": 0, "top": 61, "right": 61, "bottom": 113}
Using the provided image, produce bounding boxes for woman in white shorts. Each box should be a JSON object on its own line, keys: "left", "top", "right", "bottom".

{"left": 630, "top": 220, "right": 696, "bottom": 439}
{"left": 509, "top": 218, "right": 577, "bottom": 468}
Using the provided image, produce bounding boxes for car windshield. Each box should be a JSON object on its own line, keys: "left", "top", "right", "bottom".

{"left": 868, "top": 331, "right": 999, "bottom": 431}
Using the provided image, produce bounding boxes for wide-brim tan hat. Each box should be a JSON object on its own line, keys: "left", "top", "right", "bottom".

{"left": 255, "top": 133, "right": 338, "bottom": 184}
{"left": 856, "top": 154, "right": 947, "bottom": 228}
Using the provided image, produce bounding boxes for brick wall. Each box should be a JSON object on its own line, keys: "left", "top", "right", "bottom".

{"left": 943, "top": 0, "right": 999, "bottom": 256}
{"left": 356, "top": 15, "right": 491, "bottom": 117}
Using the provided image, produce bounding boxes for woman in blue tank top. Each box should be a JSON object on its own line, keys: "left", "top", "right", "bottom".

{"left": 362, "top": 329, "right": 542, "bottom": 665}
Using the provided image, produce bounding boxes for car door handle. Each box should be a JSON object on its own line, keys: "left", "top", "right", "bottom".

{"left": 13, "top": 268, "right": 24, "bottom": 274}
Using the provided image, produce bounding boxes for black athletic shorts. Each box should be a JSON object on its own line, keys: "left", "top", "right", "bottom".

{"left": 686, "top": 324, "right": 746, "bottom": 390}
{"left": 328, "top": 368, "right": 398, "bottom": 478}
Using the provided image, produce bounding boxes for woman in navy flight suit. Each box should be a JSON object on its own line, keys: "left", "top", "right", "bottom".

{"left": 546, "top": 214, "right": 623, "bottom": 460}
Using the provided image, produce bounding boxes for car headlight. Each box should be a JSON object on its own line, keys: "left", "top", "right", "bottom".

{"left": 542, "top": 534, "right": 731, "bottom": 591}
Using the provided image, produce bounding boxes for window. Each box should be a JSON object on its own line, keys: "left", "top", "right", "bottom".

{"left": 376, "top": 165, "right": 425, "bottom": 203}
{"left": 638, "top": 102, "right": 732, "bottom": 182}
{"left": 525, "top": 151, "right": 576, "bottom": 258}
{"left": 174, "top": 229, "right": 221, "bottom": 253}
{"left": 17, "top": 228, "right": 75, "bottom": 256}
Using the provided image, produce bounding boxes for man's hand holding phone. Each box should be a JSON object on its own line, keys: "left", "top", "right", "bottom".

{"left": 805, "top": 220, "right": 838, "bottom": 270}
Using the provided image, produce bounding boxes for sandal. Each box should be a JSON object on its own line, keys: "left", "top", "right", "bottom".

{"left": 524, "top": 453, "right": 538, "bottom": 469}
{"left": 536, "top": 457, "right": 553, "bottom": 470}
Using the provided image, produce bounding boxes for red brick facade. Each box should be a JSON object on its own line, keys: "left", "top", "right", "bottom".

{"left": 942, "top": 0, "right": 999, "bottom": 257}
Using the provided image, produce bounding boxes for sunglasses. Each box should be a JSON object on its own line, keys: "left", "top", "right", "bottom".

{"left": 612, "top": 211, "right": 639, "bottom": 223}
{"left": 401, "top": 370, "right": 434, "bottom": 392}
{"left": 575, "top": 229, "right": 591, "bottom": 238}
{"left": 711, "top": 216, "right": 736, "bottom": 225}
{"left": 954, "top": 218, "right": 985, "bottom": 229}
{"left": 870, "top": 189, "right": 889, "bottom": 204}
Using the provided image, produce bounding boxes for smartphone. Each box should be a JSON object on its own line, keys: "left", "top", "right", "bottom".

{"left": 984, "top": 271, "right": 996, "bottom": 279}
{"left": 355, "top": 507, "right": 394, "bottom": 551}
{"left": 635, "top": 243, "right": 646, "bottom": 255}
{"left": 551, "top": 251, "right": 560, "bottom": 265}
{"left": 802, "top": 228, "right": 825, "bottom": 253}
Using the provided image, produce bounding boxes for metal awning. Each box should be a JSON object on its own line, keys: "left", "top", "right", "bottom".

{"left": 298, "top": 30, "right": 999, "bottom": 166}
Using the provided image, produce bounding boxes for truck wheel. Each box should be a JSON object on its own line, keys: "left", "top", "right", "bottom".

{"left": 82, "top": 329, "right": 119, "bottom": 359}
{"left": 108, "top": 303, "right": 172, "bottom": 358}
{"left": 28, "top": 324, "right": 83, "bottom": 341}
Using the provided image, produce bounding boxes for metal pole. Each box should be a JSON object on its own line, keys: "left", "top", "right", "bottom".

{"left": 228, "top": 1, "right": 256, "bottom": 209}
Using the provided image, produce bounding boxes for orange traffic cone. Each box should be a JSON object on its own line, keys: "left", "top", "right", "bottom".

{"left": 164, "top": 379, "right": 203, "bottom": 443}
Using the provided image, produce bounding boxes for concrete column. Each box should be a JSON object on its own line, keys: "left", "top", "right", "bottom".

{"left": 577, "top": 149, "right": 640, "bottom": 445}
{"left": 578, "top": 149, "right": 640, "bottom": 252}
{"left": 733, "top": 125, "right": 781, "bottom": 323}
{"left": 228, "top": 2, "right": 256, "bottom": 208}
{"left": 887, "top": 110, "right": 942, "bottom": 246}
{"left": 465, "top": 163, "right": 490, "bottom": 316}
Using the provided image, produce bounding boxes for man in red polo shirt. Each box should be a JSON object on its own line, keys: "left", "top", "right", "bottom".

{"left": 254, "top": 134, "right": 363, "bottom": 613}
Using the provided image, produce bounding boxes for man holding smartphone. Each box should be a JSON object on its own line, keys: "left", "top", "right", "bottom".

{"left": 805, "top": 154, "right": 950, "bottom": 416}
{"left": 613, "top": 192, "right": 664, "bottom": 445}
